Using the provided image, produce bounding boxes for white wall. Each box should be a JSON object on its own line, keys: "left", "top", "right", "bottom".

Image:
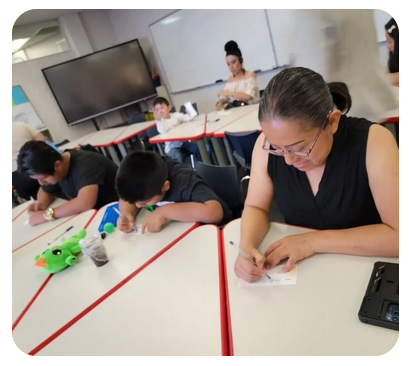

{"left": 109, "top": 9, "right": 392, "bottom": 115}
{"left": 12, "top": 11, "right": 125, "bottom": 143}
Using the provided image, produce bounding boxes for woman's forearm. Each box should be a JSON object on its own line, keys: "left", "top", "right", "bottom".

{"left": 228, "top": 91, "right": 252, "bottom": 101}
{"left": 313, "top": 224, "right": 398, "bottom": 257}
{"left": 239, "top": 206, "right": 270, "bottom": 251}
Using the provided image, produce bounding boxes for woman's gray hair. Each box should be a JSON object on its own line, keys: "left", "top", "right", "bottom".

{"left": 259, "top": 67, "right": 351, "bottom": 129}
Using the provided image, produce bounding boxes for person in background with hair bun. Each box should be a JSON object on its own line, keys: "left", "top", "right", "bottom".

{"left": 385, "top": 17, "right": 399, "bottom": 86}
{"left": 235, "top": 67, "right": 398, "bottom": 283}
{"left": 216, "top": 40, "right": 260, "bottom": 111}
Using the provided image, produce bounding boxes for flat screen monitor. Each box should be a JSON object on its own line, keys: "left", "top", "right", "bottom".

{"left": 42, "top": 39, "right": 156, "bottom": 125}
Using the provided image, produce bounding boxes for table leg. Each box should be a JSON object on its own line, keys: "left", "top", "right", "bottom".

{"left": 117, "top": 143, "right": 128, "bottom": 159}
{"left": 196, "top": 139, "right": 211, "bottom": 164}
{"left": 211, "top": 137, "right": 229, "bottom": 166}
{"left": 223, "top": 137, "right": 235, "bottom": 166}
{"left": 107, "top": 145, "right": 121, "bottom": 166}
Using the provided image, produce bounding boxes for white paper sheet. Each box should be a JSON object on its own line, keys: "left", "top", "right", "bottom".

{"left": 238, "top": 264, "right": 297, "bottom": 287}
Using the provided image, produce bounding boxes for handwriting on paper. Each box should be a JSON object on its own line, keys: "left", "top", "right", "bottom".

{"left": 238, "top": 264, "right": 297, "bottom": 287}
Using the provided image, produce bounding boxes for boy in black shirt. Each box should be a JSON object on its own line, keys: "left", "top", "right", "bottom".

{"left": 115, "top": 151, "right": 231, "bottom": 233}
{"left": 18, "top": 141, "right": 118, "bottom": 225}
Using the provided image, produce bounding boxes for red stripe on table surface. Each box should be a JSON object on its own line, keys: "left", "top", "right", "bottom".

{"left": 149, "top": 132, "right": 205, "bottom": 143}
{"left": 12, "top": 206, "right": 29, "bottom": 222}
{"left": 29, "top": 222, "right": 200, "bottom": 355}
{"left": 220, "top": 225, "right": 234, "bottom": 356}
{"left": 114, "top": 123, "right": 156, "bottom": 144}
{"left": 12, "top": 216, "right": 79, "bottom": 253}
{"left": 12, "top": 210, "right": 97, "bottom": 331}
{"left": 217, "top": 226, "right": 230, "bottom": 356}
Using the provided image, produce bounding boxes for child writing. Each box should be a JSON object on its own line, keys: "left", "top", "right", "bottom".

{"left": 115, "top": 151, "right": 232, "bottom": 233}
{"left": 153, "top": 97, "right": 200, "bottom": 163}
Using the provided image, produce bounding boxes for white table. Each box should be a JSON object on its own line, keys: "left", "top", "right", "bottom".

{"left": 57, "top": 132, "right": 97, "bottom": 150}
{"left": 206, "top": 104, "right": 259, "bottom": 165}
{"left": 222, "top": 220, "right": 399, "bottom": 356}
{"left": 35, "top": 225, "right": 225, "bottom": 356}
{"left": 149, "top": 114, "right": 210, "bottom": 164}
{"left": 13, "top": 202, "right": 199, "bottom": 355}
{"left": 81, "top": 127, "right": 128, "bottom": 165}
{"left": 213, "top": 108, "right": 260, "bottom": 138}
{"left": 12, "top": 201, "right": 32, "bottom": 221}
{"left": 12, "top": 210, "right": 96, "bottom": 329}
{"left": 113, "top": 121, "right": 156, "bottom": 158}
{"left": 12, "top": 199, "right": 69, "bottom": 251}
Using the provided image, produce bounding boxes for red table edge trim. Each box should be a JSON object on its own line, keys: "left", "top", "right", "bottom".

{"left": 381, "top": 117, "right": 399, "bottom": 124}
{"left": 149, "top": 132, "right": 206, "bottom": 143}
{"left": 28, "top": 222, "right": 200, "bottom": 356}
{"left": 12, "top": 206, "right": 29, "bottom": 223}
{"left": 12, "top": 210, "right": 97, "bottom": 332}
{"left": 205, "top": 108, "right": 258, "bottom": 137}
{"left": 217, "top": 226, "right": 231, "bottom": 356}
{"left": 88, "top": 128, "right": 129, "bottom": 148}
{"left": 113, "top": 123, "right": 156, "bottom": 144}
{"left": 219, "top": 218, "right": 320, "bottom": 356}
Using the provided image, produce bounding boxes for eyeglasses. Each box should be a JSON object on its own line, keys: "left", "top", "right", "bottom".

{"left": 262, "top": 111, "right": 332, "bottom": 158}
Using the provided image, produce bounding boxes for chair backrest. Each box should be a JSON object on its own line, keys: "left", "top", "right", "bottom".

{"left": 180, "top": 102, "right": 198, "bottom": 115}
{"left": 146, "top": 125, "right": 159, "bottom": 138}
{"left": 225, "top": 130, "right": 260, "bottom": 169}
{"left": 259, "top": 89, "right": 264, "bottom": 98}
{"left": 79, "top": 144, "right": 100, "bottom": 154}
{"left": 170, "top": 106, "right": 176, "bottom": 113}
{"left": 195, "top": 162, "right": 243, "bottom": 218}
{"left": 128, "top": 112, "right": 146, "bottom": 125}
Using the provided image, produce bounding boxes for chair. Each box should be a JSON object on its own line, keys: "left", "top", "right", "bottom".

{"left": 170, "top": 106, "right": 176, "bottom": 113}
{"left": 79, "top": 144, "right": 100, "bottom": 154}
{"left": 225, "top": 130, "right": 260, "bottom": 171}
{"left": 180, "top": 102, "right": 198, "bottom": 115}
{"left": 259, "top": 89, "right": 264, "bottom": 98}
{"left": 195, "top": 162, "right": 243, "bottom": 220}
{"left": 128, "top": 112, "right": 146, "bottom": 125}
{"left": 146, "top": 125, "right": 165, "bottom": 156}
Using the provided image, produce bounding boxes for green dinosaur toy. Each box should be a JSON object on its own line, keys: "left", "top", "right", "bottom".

{"left": 34, "top": 229, "right": 87, "bottom": 274}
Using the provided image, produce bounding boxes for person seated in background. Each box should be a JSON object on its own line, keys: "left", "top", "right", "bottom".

{"left": 18, "top": 141, "right": 118, "bottom": 225}
{"left": 385, "top": 17, "right": 399, "bottom": 86}
{"left": 216, "top": 40, "right": 260, "bottom": 111}
{"left": 115, "top": 151, "right": 232, "bottom": 233}
{"left": 153, "top": 97, "right": 201, "bottom": 164}
{"left": 12, "top": 122, "right": 45, "bottom": 200}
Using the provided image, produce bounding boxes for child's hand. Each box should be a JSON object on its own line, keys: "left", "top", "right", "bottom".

{"left": 117, "top": 215, "right": 135, "bottom": 233}
{"left": 141, "top": 210, "right": 167, "bottom": 233}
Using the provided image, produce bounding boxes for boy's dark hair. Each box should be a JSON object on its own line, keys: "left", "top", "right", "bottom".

{"left": 153, "top": 97, "right": 170, "bottom": 107}
{"left": 115, "top": 151, "right": 168, "bottom": 203}
{"left": 18, "top": 141, "right": 63, "bottom": 176}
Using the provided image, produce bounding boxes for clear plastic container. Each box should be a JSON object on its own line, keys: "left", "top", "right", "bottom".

{"left": 79, "top": 234, "right": 109, "bottom": 267}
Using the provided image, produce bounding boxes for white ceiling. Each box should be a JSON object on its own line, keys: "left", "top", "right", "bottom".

{"left": 14, "top": 9, "right": 88, "bottom": 26}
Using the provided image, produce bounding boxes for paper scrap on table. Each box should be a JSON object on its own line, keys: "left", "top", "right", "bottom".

{"left": 218, "top": 110, "right": 230, "bottom": 116}
{"left": 238, "top": 264, "right": 297, "bottom": 287}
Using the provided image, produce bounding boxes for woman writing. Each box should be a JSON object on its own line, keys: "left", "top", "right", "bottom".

{"left": 235, "top": 67, "right": 398, "bottom": 282}
{"left": 216, "top": 41, "right": 260, "bottom": 111}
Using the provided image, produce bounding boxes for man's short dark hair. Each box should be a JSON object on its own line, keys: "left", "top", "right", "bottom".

{"left": 115, "top": 151, "right": 168, "bottom": 203}
{"left": 18, "top": 141, "right": 63, "bottom": 176}
{"left": 153, "top": 97, "right": 170, "bottom": 107}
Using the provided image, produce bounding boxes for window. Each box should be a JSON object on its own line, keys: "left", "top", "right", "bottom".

{"left": 12, "top": 20, "right": 70, "bottom": 64}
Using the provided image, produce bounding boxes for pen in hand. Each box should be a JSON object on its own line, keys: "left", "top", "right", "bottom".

{"left": 229, "top": 241, "right": 271, "bottom": 280}
{"left": 113, "top": 207, "right": 138, "bottom": 233}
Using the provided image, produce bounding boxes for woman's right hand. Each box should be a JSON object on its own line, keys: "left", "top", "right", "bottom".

{"left": 117, "top": 215, "right": 135, "bottom": 233}
{"left": 234, "top": 247, "right": 267, "bottom": 283}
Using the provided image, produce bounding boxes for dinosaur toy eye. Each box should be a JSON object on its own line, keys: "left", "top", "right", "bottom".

{"left": 52, "top": 249, "right": 62, "bottom": 256}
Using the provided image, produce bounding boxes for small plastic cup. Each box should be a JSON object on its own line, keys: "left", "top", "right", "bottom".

{"left": 79, "top": 234, "right": 109, "bottom": 267}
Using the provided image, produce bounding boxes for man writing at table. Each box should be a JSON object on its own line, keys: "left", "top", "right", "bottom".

{"left": 17, "top": 141, "right": 118, "bottom": 226}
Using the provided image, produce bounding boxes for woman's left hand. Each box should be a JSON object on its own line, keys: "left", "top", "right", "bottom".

{"left": 264, "top": 233, "right": 317, "bottom": 272}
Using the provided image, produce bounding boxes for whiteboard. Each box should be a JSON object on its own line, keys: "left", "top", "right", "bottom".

{"left": 150, "top": 10, "right": 277, "bottom": 93}
{"left": 373, "top": 9, "right": 393, "bottom": 42}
